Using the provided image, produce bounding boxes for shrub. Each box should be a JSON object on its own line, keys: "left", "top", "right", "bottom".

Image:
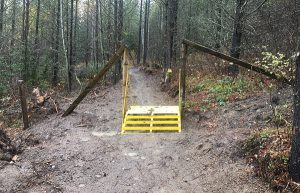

{"left": 255, "top": 52, "right": 295, "bottom": 81}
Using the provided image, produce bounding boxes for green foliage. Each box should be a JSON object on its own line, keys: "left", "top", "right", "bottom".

{"left": 207, "top": 77, "right": 251, "bottom": 106}
{"left": 193, "top": 83, "right": 205, "bottom": 91}
{"left": 189, "top": 76, "right": 266, "bottom": 111}
{"left": 0, "top": 84, "right": 8, "bottom": 97}
{"left": 255, "top": 52, "right": 295, "bottom": 81}
{"left": 37, "top": 79, "right": 51, "bottom": 91}
{"left": 0, "top": 55, "right": 23, "bottom": 97}
{"left": 271, "top": 103, "right": 292, "bottom": 127}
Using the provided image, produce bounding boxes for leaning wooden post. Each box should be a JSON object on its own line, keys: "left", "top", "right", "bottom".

{"left": 289, "top": 52, "right": 300, "bottom": 181}
{"left": 182, "top": 39, "right": 291, "bottom": 85}
{"left": 18, "top": 80, "right": 29, "bottom": 129}
{"left": 62, "top": 45, "right": 125, "bottom": 117}
{"left": 181, "top": 43, "right": 188, "bottom": 113}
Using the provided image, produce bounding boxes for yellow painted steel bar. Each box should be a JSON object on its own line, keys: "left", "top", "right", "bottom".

{"left": 125, "top": 121, "right": 180, "bottom": 124}
{"left": 122, "top": 49, "right": 129, "bottom": 122}
{"left": 179, "top": 69, "right": 182, "bottom": 114}
{"left": 122, "top": 127, "right": 180, "bottom": 131}
{"left": 126, "top": 115, "right": 180, "bottom": 119}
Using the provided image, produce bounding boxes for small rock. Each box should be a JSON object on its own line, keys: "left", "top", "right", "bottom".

{"left": 12, "top": 155, "right": 18, "bottom": 162}
{"left": 127, "top": 152, "right": 138, "bottom": 157}
{"left": 79, "top": 184, "right": 85, "bottom": 188}
{"left": 81, "top": 137, "right": 90, "bottom": 142}
{"left": 2, "top": 152, "right": 12, "bottom": 161}
{"left": 196, "top": 143, "right": 204, "bottom": 150}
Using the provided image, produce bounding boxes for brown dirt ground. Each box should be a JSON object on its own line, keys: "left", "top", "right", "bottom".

{"left": 0, "top": 67, "right": 280, "bottom": 193}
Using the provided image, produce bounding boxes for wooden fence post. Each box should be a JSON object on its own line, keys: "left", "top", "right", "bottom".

{"left": 18, "top": 80, "right": 29, "bottom": 129}
{"left": 181, "top": 43, "right": 188, "bottom": 113}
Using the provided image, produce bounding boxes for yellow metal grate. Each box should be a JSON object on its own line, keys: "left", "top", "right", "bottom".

{"left": 122, "top": 106, "right": 181, "bottom": 133}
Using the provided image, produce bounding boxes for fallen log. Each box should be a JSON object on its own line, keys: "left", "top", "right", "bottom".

{"left": 62, "top": 45, "right": 126, "bottom": 117}
{"left": 182, "top": 39, "right": 291, "bottom": 85}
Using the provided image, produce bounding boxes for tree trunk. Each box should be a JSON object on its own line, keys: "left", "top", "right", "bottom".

{"left": 113, "top": 0, "right": 123, "bottom": 84}
{"left": 295, "top": 0, "right": 300, "bottom": 51}
{"left": 33, "top": 0, "right": 41, "bottom": 82}
{"left": 66, "top": 0, "right": 69, "bottom": 45}
{"left": 228, "top": 0, "right": 245, "bottom": 76}
{"left": 85, "top": 0, "right": 90, "bottom": 67}
{"left": 74, "top": 0, "right": 78, "bottom": 65}
{"left": 53, "top": 0, "right": 60, "bottom": 86}
{"left": 113, "top": 0, "right": 118, "bottom": 84}
{"left": 186, "top": 3, "right": 192, "bottom": 40}
{"left": 166, "top": 0, "right": 178, "bottom": 68}
{"left": 107, "top": 0, "right": 113, "bottom": 59}
{"left": 23, "top": 0, "right": 30, "bottom": 81}
{"left": 117, "top": 0, "right": 123, "bottom": 75}
{"left": 289, "top": 6, "right": 300, "bottom": 181}
{"left": 289, "top": 50, "right": 300, "bottom": 182}
{"left": 60, "top": 0, "right": 69, "bottom": 89}
{"left": 113, "top": 0, "right": 118, "bottom": 52}
{"left": 143, "top": 0, "right": 150, "bottom": 66}
{"left": 10, "top": 0, "right": 17, "bottom": 64}
{"left": 137, "top": 0, "right": 143, "bottom": 65}
{"left": 68, "top": 0, "right": 74, "bottom": 91}
{"left": 215, "top": 0, "right": 222, "bottom": 49}
{"left": 164, "top": 0, "right": 169, "bottom": 68}
{"left": 0, "top": 0, "right": 4, "bottom": 37}
{"left": 170, "top": 0, "right": 178, "bottom": 66}
{"left": 22, "top": 0, "right": 25, "bottom": 41}
{"left": 95, "top": 0, "right": 100, "bottom": 70}
{"left": 99, "top": 1, "right": 105, "bottom": 64}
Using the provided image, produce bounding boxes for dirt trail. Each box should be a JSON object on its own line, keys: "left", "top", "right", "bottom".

{"left": 0, "top": 68, "right": 271, "bottom": 193}
{"left": 128, "top": 68, "right": 176, "bottom": 106}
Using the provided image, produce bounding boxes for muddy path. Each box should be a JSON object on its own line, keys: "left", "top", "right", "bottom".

{"left": 0, "top": 68, "right": 272, "bottom": 193}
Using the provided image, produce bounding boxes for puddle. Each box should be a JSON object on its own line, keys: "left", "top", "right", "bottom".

{"left": 91, "top": 131, "right": 118, "bottom": 137}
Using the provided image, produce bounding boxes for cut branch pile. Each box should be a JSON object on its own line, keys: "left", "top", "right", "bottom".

{"left": 28, "top": 87, "right": 60, "bottom": 122}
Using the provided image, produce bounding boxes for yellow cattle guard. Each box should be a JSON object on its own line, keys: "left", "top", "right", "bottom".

{"left": 121, "top": 50, "right": 182, "bottom": 133}
{"left": 122, "top": 106, "right": 181, "bottom": 133}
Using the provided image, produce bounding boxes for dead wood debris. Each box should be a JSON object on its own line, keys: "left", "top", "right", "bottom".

{"left": 0, "top": 129, "right": 18, "bottom": 161}
{"left": 28, "top": 87, "right": 61, "bottom": 123}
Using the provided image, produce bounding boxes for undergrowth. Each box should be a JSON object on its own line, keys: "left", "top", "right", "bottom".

{"left": 240, "top": 128, "right": 300, "bottom": 192}
{"left": 186, "top": 74, "right": 267, "bottom": 112}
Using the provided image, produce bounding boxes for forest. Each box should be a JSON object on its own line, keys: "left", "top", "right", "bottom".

{"left": 1, "top": 0, "right": 300, "bottom": 192}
